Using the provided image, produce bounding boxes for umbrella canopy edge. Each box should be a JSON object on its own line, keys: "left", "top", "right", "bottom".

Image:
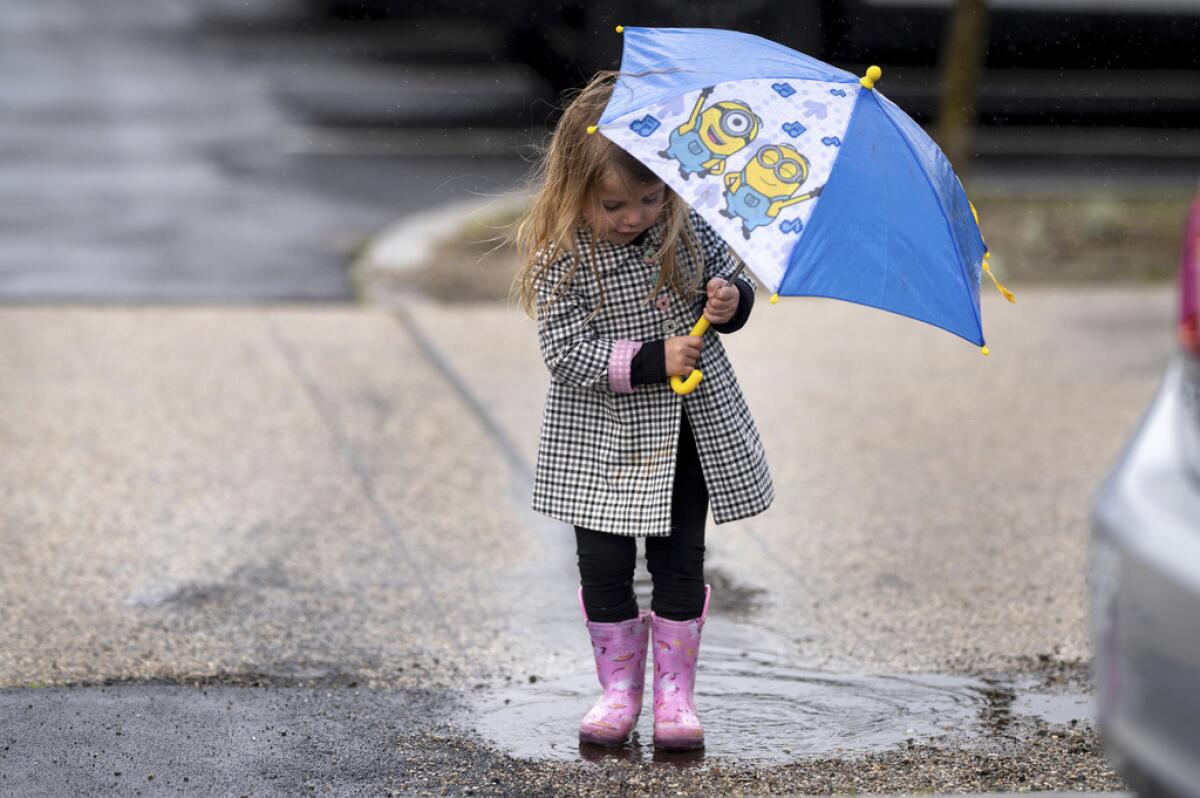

{"left": 601, "top": 26, "right": 859, "bottom": 126}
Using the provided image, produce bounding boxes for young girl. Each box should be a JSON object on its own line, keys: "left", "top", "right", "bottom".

{"left": 514, "top": 72, "right": 774, "bottom": 751}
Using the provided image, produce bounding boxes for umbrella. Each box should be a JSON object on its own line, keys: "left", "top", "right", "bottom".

{"left": 589, "top": 26, "right": 1014, "bottom": 395}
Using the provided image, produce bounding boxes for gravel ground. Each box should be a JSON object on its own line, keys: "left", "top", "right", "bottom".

{"left": 392, "top": 730, "right": 1122, "bottom": 797}
{"left": 395, "top": 687, "right": 1125, "bottom": 797}
{"left": 409, "top": 656, "right": 1125, "bottom": 796}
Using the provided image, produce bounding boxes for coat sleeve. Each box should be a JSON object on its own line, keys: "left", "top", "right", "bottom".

{"left": 535, "top": 251, "right": 641, "bottom": 395}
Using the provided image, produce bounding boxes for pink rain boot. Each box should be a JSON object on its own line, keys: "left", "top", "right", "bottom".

{"left": 578, "top": 588, "right": 650, "bottom": 746}
{"left": 651, "top": 584, "right": 711, "bottom": 750}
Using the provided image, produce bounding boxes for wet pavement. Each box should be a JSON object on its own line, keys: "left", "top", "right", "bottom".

{"left": 0, "top": 682, "right": 1121, "bottom": 796}
{"left": 0, "top": 290, "right": 1162, "bottom": 793}
{"left": 0, "top": 684, "right": 444, "bottom": 797}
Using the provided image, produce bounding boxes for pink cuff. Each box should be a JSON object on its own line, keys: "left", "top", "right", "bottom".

{"left": 608, "top": 340, "right": 643, "bottom": 394}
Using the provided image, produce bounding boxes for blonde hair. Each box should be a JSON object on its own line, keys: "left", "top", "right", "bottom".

{"left": 512, "top": 70, "right": 702, "bottom": 321}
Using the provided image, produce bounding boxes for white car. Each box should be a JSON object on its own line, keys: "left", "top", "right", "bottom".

{"left": 1090, "top": 190, "right": 1200, "bottom": 798}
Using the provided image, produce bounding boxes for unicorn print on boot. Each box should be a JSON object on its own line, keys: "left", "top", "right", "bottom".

{"left": 651, "top": 584, "right": 711, "bottom": 750}
{"left": 577, "top": 588, "right": 650, "bottom": 746}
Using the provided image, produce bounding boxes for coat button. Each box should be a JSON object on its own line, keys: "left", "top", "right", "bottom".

{"left": 661, "top": 319, "right": 680, "bottom": 336}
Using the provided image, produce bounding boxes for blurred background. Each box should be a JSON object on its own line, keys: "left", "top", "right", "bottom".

{"left": 2, "top": 0, "right": 1198, "bottom": 303}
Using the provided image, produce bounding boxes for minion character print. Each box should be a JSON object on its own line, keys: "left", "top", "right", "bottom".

{"left": 720, "top": 143, "right": 823, "bottom": 239}
{"left": 658, "top": 86, "right": 761, "bottom": 180}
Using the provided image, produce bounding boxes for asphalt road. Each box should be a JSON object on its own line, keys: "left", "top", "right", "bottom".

{"left": 0, "top": 0, "right": 528, "bottom": 303}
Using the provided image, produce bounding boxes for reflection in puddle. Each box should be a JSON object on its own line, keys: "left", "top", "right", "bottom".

{"left": 470, "top": 646, "right": 1093, "bottom": 765}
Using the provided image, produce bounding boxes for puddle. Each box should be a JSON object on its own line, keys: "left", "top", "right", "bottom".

{"left": 470, "top": 647, "right": 1094, "bottom": 764}
{"left": 1011, "top": 690, "right": 1094, "bottom": 726}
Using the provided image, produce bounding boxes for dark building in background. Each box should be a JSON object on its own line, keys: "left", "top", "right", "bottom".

{"left": 304, "top": 0, "right": 1198, "bottom": 127}
{"left": 194, "top": 0, "right": 1199, "bottom": 181}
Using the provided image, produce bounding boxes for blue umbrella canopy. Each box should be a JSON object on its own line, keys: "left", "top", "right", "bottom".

{"left": 594, "top": 26, "right": 1008, "bottom": 352}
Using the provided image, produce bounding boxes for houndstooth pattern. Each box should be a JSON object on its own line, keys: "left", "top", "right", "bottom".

{"left": 531, "top": 209, "right": 774, "bottom": 537}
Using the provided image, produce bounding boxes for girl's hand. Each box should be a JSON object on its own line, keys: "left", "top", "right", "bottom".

{"left": 703, "top": 278, "right": 739, "bottom": 324}
{"left": 664, "top": 336, "right": 703, "bottom": 376}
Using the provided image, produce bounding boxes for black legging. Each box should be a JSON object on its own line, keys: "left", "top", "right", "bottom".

{"left": 575, "top": 409, "right": 708, "bottom": 622}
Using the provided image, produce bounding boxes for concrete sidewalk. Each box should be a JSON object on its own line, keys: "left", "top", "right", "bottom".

{"left": 401, "top": 284, "right": 1173, "bottom": 674}
{"left": 0, "top": 305, "right": 575, "bottom": 692}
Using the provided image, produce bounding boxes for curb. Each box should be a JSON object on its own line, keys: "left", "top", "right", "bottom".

{"left": 351, "top": 192, "right": 528, "bottom": 304}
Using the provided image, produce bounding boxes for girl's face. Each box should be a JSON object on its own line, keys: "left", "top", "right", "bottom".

{"left": 589, "top": 171, "right": 665, "bottom": 246}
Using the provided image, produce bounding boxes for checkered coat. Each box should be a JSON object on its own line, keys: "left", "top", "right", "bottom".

{"left": 531, "top": 209, "right": 774, "bottom": 537}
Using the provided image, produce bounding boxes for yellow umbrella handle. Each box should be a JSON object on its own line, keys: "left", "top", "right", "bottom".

{"left": 669, "top": 315, "right": 711, "bottom": 396}
{"left": 666, "top": 265, "right": 748, "bottom": 395}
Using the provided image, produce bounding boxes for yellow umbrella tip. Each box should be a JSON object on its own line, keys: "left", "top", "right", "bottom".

{"left": 586, "top": 125, "right": 598, "bottom": 135}
{"left": 615, "top": 25, "right": 624, "bottom": 33}
{"left": 770, "top": 293, "right": 779, "bottom": 304}
{"left": 860, "top": 65, "right": 883, "bottom": 89}
{"left": 981, "top": 345, "right": 990, "bottom": 357}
